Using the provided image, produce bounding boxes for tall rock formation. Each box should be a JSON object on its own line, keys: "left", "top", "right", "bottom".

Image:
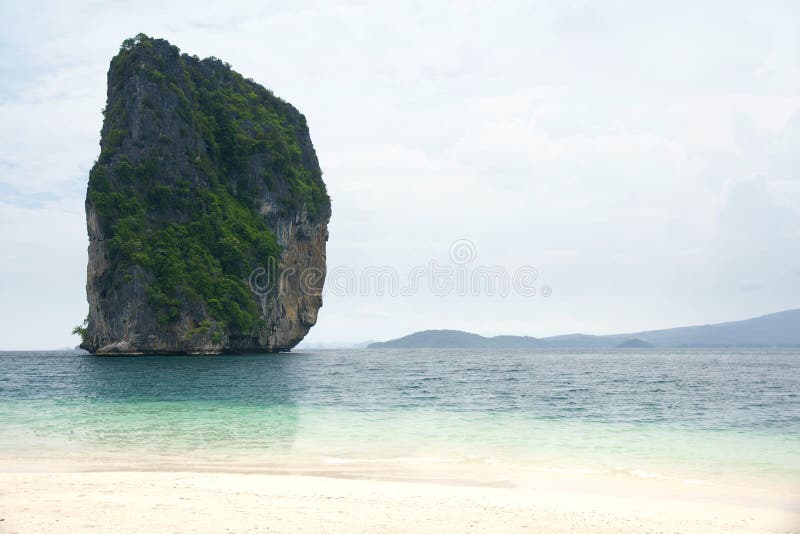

{"left": 81, "top": 34, "right": 330, "bottom": 354}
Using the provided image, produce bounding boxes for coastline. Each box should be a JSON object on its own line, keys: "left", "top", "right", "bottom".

{"left": 1, "top": 460, "right": 798, "bottom": 533}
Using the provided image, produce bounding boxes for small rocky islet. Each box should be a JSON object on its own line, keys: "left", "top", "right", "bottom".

{"left": 79, "top": 34, "right": 330, "bottom": 354}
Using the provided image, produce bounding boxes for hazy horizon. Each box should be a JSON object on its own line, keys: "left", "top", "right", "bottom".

{"left": 14, "top": 306, "right": 797, "bottom": 351}
{"left": 2, "top": 1, "right": 799, "bottom": 349}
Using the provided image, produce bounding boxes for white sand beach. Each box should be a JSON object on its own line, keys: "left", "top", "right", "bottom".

{"left": 1, "top": 464, "right": 798, "bottom": 533}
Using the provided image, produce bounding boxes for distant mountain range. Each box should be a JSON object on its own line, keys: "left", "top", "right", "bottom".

{"left": 367, "top": 309, "right": 800, "bottom": 349}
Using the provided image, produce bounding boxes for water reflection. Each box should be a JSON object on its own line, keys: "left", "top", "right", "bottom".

{"left": 2, "top": 352, "right": 304, "bottom": 457}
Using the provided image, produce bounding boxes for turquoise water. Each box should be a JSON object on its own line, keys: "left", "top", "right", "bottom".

{"left": 1, "top": 349, "right": 798, "bottom": 486}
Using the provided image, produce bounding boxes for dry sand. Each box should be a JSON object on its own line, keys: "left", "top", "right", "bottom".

{"left": 1, "top": 463, "right": 798, "bottom": 533}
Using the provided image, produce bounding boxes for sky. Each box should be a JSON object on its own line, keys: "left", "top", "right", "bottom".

{"left": 0, "top": 0, "right": 799, "bottom": 349}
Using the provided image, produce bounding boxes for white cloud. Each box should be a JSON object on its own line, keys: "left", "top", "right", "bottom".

{"left": 0, "top": 198, "right": 87, "bottom": 349}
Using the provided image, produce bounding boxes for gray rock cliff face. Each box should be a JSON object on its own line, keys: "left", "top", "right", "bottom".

{"left": 81, "top": 35, "right": 330, "bottom": 354}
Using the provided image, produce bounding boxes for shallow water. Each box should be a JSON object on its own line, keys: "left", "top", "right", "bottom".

{"left": 1, "top": 348, "right": 798, "bottom": 486}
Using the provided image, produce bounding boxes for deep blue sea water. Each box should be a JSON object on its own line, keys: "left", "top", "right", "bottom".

{"left": 1, "top": 348, "right": 798, "bottom": 486}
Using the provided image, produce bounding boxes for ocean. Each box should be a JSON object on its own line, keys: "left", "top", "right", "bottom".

{"left": 1, "top": 348, "right": 798, "bottom": 489}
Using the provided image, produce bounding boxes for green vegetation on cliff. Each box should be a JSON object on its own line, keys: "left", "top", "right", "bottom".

{"left": 87, "top": 34, "right": 329, "bottom": 336}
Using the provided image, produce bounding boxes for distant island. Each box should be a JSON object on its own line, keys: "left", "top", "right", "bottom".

{"left": 615, "top": 338, "right": 654, "bottom": 348}
{"left": 367, "top": 309, "right": 800, "bottom": 349}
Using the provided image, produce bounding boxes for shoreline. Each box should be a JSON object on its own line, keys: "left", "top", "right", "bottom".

{"left": 1, "top": 451, "right": 796, "bottom": 492}
{"left": 1, "top": 460, "right": 798, "bottom": 532}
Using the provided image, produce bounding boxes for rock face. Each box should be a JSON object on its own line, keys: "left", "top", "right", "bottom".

{"left": 81, "top": 34, "right": 330, "bottom": 354}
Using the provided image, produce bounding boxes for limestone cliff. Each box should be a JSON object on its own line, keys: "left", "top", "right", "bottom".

{"left": 81, "top": 34, "right": 330, "bottom": 354}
